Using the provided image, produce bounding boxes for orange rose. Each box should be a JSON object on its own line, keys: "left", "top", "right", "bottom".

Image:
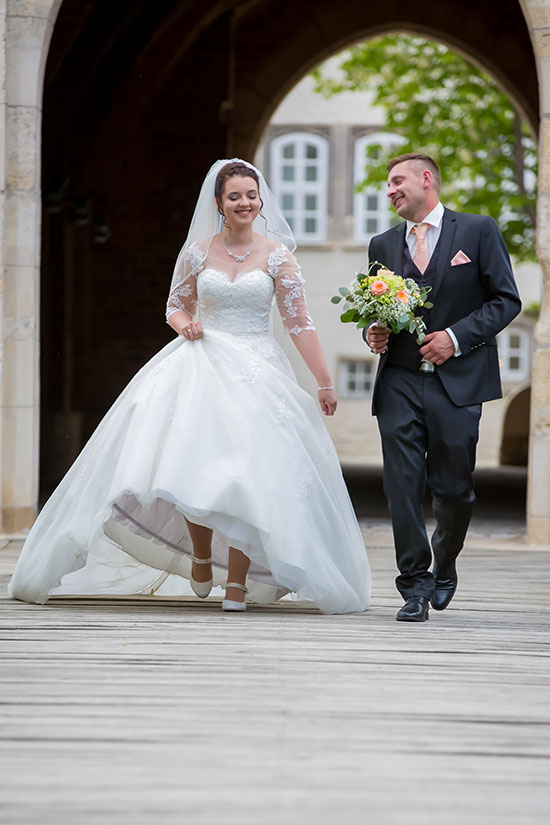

{"left": 371, "top": 279, "right": 389, "bottom": 296}
{"left": 396, "top": 290, "right": 409, "bottom": 304}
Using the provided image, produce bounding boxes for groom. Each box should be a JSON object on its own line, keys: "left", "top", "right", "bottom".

{"left": 365, "top": 153, "right": 521, "bottom": 622}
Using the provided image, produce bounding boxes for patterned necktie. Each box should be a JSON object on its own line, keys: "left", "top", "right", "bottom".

{"left": 411, "top": 223, "right": 430, "bottom": 274}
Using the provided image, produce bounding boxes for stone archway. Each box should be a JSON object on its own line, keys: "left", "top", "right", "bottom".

{"left": 0, "top": 0, "right": 63, "bottom": 530}
{"left": 500, "top": 385, "right": 531, "bottom": 466}
{"left": 1, "top": 0, "right": 548, "bottom": 544}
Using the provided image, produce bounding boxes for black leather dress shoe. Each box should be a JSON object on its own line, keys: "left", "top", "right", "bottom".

{"left": 431, "top": 564, "right": 458, "bottom": 611}
{"left": 396, "top": 596, "right": 429, "bottom": 622}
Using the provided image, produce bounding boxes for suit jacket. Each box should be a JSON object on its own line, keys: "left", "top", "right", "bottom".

{"left": 366, "top": 208, "right": 522, "bottom": 413}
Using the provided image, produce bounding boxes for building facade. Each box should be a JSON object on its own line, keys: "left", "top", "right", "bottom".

{"left": 256, "top": 67, "right": 542, "bottom": 467}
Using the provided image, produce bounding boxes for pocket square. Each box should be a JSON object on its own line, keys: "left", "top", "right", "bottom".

{"left": 451, "top": 250, "right": 472, "bottom": 266}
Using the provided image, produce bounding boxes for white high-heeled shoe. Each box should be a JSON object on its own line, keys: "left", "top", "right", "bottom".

{"left": 190, "top": 556, "right": 213, "bottom": 598}
{"left": 222, "top": 582, "right": 248, "bottom": 612}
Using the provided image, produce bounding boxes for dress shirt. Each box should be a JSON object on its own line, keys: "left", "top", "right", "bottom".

{"left": 406, "top": 201, "right": 444, "bottom": 260}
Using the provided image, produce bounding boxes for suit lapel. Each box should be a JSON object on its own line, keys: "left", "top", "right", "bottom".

{"left": 431, "top": 208, "right": 457, "bottom": 301}
{"left": 384, "top": 223, "right": 406, "bottom": 272}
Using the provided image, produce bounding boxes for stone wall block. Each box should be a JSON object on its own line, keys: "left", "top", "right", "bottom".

{"left": 3, "top": 337, "right": 36, "bottom": 406}
{"left": 530, "top": 348, "right": 550, "bottom": 435}
{"left": 6, "top": 104, "right": 37, "bottom": 188}
{"left": 0, "top": 102, "right": 6, "bottom": 190}
{"left": 0, "top": 11, "right": 6, "bottom": 107}
{"left": 4, "top": 263, "right": 37, "bottom": 320}
{"left": 523, "top": 2, "right": 550, "bottom": 30}
{"left": 4, "top": 313, "right": 35, "bottom": 339}
{"left": 4, "top": 188, "right": 39, "bottom": 267}
{"left": 532, "top": 26, "right": 550, "bottom": 57}
{"left": 1, "top": 405, "right": 37, "bottom": 508}
{"left": 541, "top": 118, "right": 550, "bottom": 192}
{"left": 6, "top": 14, "right": 50, "bottom": 108}
{"left": 527, "top": 431, "right": 550, "bottom": 539}
{"left": 7, "top": 1, "right": 55, "bottom": 17}
{"left": 541, "top": 62, "right": 550, "bottom": 114}
{"left": 534, "top": 189, "right": 550, "bottom": 350}
{"left": 536, "top": 185, "right": 550, "bottom": 253}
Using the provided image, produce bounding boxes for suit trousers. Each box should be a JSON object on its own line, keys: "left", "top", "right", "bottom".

{"left": 376, "top": 364, "right": 481, "bottom": 600}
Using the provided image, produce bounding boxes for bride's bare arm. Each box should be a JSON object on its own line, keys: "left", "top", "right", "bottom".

{"left": 290, "top": 330, "right": 337, "bottom": 416}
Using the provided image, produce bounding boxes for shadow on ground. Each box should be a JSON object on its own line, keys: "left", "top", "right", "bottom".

{"left": 343, "top": 464, "right": 526, "bottom": 527}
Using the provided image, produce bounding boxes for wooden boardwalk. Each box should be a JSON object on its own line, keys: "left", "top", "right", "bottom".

{"left": 1, "top": 522, "right": 549, "bottom": 825}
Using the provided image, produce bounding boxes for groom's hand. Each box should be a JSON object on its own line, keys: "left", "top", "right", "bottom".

{"left": 366, "top": 324, "right": 390, "bottom": 354}
{"left": 419, "top": 330, "right": 455, "bottom": 365}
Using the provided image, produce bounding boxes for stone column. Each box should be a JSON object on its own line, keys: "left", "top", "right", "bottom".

{"left": 523, "top": 0, "right": 550, "bottom": 545}
{"left": 527, "top": 128, "right": 550, "bottom": 544}
{"left": 0, "top": 0, "right": 61, "bottom": 531}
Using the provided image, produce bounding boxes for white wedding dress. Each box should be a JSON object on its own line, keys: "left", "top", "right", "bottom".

{"left": 8, "top": 242, "right": 371, "bottom": 614}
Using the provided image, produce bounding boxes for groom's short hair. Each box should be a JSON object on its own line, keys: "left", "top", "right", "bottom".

{"left": 387, "top": 153, "right": 441, "bottom": 194}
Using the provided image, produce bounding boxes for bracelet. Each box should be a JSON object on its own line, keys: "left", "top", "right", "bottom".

{"left": 317, "top": 385, "right": 334, "bottom": 391}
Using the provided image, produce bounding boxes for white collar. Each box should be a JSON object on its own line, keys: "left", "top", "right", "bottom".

{"left": 406, "top": 201, "right": 444, "bottom": 236}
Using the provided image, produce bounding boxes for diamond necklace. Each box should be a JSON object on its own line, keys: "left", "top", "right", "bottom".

{"left": 221, "top": 235, "right": 254, "bottom": 262}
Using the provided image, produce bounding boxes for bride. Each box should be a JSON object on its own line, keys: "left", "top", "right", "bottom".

{"left": 8, "top": 159, "right": 371, "bottom": 614}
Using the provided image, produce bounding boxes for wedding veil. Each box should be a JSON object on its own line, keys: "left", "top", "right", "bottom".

{"left": 168, "top": 158, "right": 296, "bottom": 304}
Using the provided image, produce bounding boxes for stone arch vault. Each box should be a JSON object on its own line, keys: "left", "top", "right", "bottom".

{"left": 1, "top": 0, "right": 548, "bottom": 543}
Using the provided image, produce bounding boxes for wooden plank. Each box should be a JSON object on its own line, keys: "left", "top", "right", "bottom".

{"left": 0, "top": 524, "right": 549, "bottom": 825}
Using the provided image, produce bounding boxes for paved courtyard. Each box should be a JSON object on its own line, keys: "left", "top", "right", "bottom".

{"left": 0, "top": 519, "right": 549, "bottom": 825}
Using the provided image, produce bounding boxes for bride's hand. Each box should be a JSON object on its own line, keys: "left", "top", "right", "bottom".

{"left": 181, "top": 321, "right": 204, "bottom": 340}
{"left": 318, "top": 388, "right": 337, "bottom": 416}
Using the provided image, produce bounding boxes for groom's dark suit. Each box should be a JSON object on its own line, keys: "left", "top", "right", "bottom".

{"left": 365, "top": 208, "right": 521, "bottom": 601}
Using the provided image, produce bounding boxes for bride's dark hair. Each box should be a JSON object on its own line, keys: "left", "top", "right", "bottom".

{"left": 215, "top": 161, "right": 264, "bottom": 217}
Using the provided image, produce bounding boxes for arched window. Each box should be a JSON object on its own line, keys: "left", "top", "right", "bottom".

{"left": 498, "top": 328, "right": 530, "bottom": 381}
{"left": 353, "top": 133, "right": 405, "bottom": 244}
{"left": 270, "top": 133, "right": 328, "bottom": 244}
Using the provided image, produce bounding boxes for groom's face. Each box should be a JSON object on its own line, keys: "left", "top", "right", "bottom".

{"left": 386, "top": 161, "right": 430, "bottom": 222}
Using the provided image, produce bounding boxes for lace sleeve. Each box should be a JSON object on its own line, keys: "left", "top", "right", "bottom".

{"left": 268, "top": 245, "right": 316, "bottom": 336}
{"left": 166, "top": 243, "right": 206, "bottom": 320}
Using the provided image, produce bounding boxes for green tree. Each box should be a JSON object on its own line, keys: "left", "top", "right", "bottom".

{"left": 313, "top": 34, "right": 537, "bottom": 260}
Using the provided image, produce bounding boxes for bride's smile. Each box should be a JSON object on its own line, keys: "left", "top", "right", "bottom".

{"left": 218, "top": 175, "right": 261, "bottom": 229}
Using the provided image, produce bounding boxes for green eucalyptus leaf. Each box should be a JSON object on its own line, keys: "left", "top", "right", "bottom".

{"left": 340, "top": 309, "right": 356, "bottom": 322}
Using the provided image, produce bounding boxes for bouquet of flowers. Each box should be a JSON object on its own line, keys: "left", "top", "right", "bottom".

{"left": 331, "top": 262, "right": 433, "bottom": 343}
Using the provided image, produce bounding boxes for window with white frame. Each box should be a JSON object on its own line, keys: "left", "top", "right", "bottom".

{"left": 354, "top": 133, "right": 405, "bottom": 244}
{"left": 270, "top": 133, "right": 328, "bottom": 244}
{"left": 498, "top": 328, "right": 530, "bottom": 381}
{"left": 339, "top": 359, "right": 375, "bottom": 398}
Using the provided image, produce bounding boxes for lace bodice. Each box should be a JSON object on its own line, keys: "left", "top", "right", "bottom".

{"left": 166, "top": 243, "right": 315, "bottom": 337}
{"left": 197, "top": 267, "right": 274, "bottom": 335}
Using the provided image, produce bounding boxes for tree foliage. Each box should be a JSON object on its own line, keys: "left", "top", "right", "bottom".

{"left": 313, "top": 34, "right": 537, "bottom": 260}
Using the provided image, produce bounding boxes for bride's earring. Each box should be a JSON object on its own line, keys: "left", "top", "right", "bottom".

{"left": 217, "top": 206, "right": 229, "bottom": 229}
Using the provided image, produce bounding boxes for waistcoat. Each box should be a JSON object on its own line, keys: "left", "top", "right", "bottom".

{"left": 386, "top": 238, "right": 440, "bottom": 370}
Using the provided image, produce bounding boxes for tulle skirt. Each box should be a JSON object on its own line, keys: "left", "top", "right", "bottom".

{"left": 8, "top": 330, "right": 371, "bottom": 614}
